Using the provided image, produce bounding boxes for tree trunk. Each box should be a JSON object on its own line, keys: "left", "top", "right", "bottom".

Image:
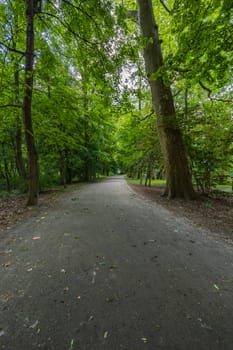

{"left": 2, "top": 143, "right": 11, "bottom": 192}
{"left": 14, "top": 65, "right": 27, "bottom": 179}
{"left": 137, "top": 0, "right": 195, "bottom": 199}
{"left": 12, "top": 9, "right": 27, "bottom": 180}
{"left": 23, "top": 0, "right": 39, "bottom": 205}
{"left": 59, "top": 150, "right": 67, "bottom": 188}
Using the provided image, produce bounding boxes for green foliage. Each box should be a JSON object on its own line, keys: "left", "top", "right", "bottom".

{"left": 169, "top": 0, "right": 233, "bottom": 87}
{"left": 115, "top": 91, "right": 162, "bottom": 180}
{"left": 179, "top": 96, "right": 233, "bottom": 193}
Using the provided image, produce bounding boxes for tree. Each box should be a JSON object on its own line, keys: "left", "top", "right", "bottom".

{"left": 22, "top": 0, "right": 40, "bottom": 205}
{"left": 136, "top": 0, "right": 195, "bottom": 198}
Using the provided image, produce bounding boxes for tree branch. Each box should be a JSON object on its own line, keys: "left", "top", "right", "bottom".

{"left": 62, "top": 0, "right": 100, "bottom": 29}
{"left": 199, "top": 80, "right": 233, "bottom": 103}
{"left": 173, "top": 89, "right": 182, "bottom": 97}
{"left": 38, "top": 10, "right": 109, "bottom": 71}
{"left": 0, "top": 41, "right": 25, "bottom": 56}
{"left": 137, "top": 111, "right": 154, "bottom": 122}
{"left": 39, "top": 11, "right": 96, "bottom": 46}
{"left": 174, "top": 67, "right": 190, "bottom": 73}
{"left": 159, "top": 0, "right": 171, "bottom": 14}
{"left": 0, "top": 104, "right": 22, "bottom": 108}
{"left": 199, "top": 80, "right": 211, "bottom": 98}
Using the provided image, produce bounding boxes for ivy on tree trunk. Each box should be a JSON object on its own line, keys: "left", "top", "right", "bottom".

{"left": 137, "top": 0, "right": 195, "bottom": 199}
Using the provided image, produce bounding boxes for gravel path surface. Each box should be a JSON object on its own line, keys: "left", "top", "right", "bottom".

{"left": 0, "top": 176, "right": 233, "bottom": 349}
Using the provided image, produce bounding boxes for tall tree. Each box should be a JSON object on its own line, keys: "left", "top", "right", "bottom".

{"left": 12, "top": 4, "right": 26, "bottom": 179}
{"left": 136, "top": 0, "right": 195, "bottom": 198}
{"left": 23, "top": 0, "right": 39, "bottom": 205}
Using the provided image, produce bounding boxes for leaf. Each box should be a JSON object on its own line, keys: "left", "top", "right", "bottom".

{"left": 69, "top": 339, "right": 74, "bottom": 350}
{"left": 214, "top": 284, "right": 220, "bottom": 290}
{"left": 32, "top": 236, "right": 41, "bottom": 240}
{"left": 30, "top": 320, "right": 39, "bottom": 329}
{"left": 141, "top": 337, "right": 148, "bottom": 343}
{"left": 104, "top": 331, "right": 108, "bottom": 339}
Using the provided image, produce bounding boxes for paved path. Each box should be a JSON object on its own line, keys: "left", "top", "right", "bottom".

{"left": 0, "top": 176, "right": 233, "bottom": 349}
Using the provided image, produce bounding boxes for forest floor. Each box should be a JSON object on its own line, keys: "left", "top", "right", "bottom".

{"left": 1, "top": 183, "right": 232, "bottom": 240}
{"left": 129, "top": 184, "right": 233, "bottom": 240}
{"left": 0, "top": 186, "right": 78, "bottom": 236}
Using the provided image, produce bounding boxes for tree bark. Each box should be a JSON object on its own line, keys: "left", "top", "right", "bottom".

{"left": 137, "top": 0, "right": 195, "bottom": 198}
{"left": 23, "top": 0, "right": 39, "bottom": 205}
{"left": 12, "top": 9, "right": 27, "bottom": 180}
{"left": 2, "top": 143, "right": 11, "bottom": 192}
{"left": 14, "top": 64, "right": 27, "bottom": 179}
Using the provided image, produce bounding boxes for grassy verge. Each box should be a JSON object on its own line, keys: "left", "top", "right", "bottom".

{"left": 126, "top": 177, "right": 166, "bottom": 186}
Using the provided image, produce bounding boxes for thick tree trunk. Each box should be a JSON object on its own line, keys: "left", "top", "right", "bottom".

{"left": 137, "top": 0, "right": 195, "bottom": 198}
{"left": 12, "top": 11, "right": 27, "bottom": 180}
{"left": 23, "top": 0, "right": 39, "bottom": 205}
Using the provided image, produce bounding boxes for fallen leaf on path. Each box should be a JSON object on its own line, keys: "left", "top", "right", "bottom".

{"left": 104, "top": 331, "right": 108, "bottom": 339}
{"left": 92, "top": 270, "right": 97, "bottom": 284}
{"left": 30, "top": 320, "right": 39, "bottom": 329}
{"left": 88, "top": 315, "right": 94, "bottom": 321}
{"left": 214, "top": 284, "right": 220, "bottom": 290}
{"left": 154, "top": 324, "right": 161, "bottom": 330}
{"left": 64, "top": 287, "right": 69, "bottom": 292}
{"left": 61, "top": 269, "right": 66, "bottom": 273}
{"left": 69, "top": 339, "right": 74, "bottom": 350}
{"left": 27, "top": 268, "right": 33, "bottom": 272}
{"left": 32, "top": 236, "right": 41, "bottom": 240}
{"left": 3, "top": 261, "right": 11, "bottom": 267}
{"left": 141, "top": 337, "right": 148, "bottom": 343}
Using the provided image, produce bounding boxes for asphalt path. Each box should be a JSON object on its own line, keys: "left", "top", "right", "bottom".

{"left": 0, "top": 176, "right": 233, "bottom": 349}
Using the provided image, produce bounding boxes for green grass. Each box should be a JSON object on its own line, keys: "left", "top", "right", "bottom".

{"left": 215, "top": 185, "right": 232, "bottom": 193}
{"left": 126, "top": 177, "right": 166, "bottom": 186}
{"left": 126, "top": 177, "right": 232, "bottom": 192}
{"left": 216, "top": 184, "right": 232, "bottom": 189}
